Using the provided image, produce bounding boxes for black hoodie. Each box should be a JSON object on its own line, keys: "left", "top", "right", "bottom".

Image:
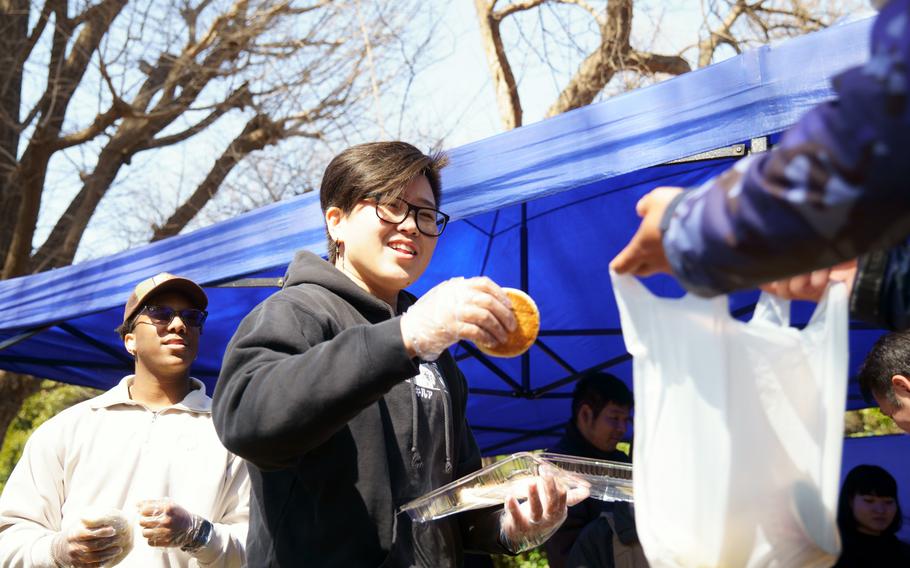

{"left": 213, "top": 251, "right": 507, "bottom": 567}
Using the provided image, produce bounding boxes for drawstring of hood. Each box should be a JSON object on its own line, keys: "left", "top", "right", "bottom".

{"left": 409, "top": 379, "right": 423, "bottom": 470}
{"left": 441, "top": 383, "right": 453, "bottom": 475}
{"left": 409, "top": 363, "right": 454, "bottom": 475}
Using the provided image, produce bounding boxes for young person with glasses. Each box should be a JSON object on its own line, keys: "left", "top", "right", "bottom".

{"left": 0, "top": 273, "right": 250, "bottom": 567}
{"left": 213, "top": 141, "right": 584, "bottom": 567}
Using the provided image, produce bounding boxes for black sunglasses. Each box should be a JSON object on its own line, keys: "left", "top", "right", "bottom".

{"left": 137, "top": 305, "right": 208, "bottom": 328}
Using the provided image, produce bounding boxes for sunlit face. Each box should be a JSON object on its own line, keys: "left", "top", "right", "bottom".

{"left": 124, "top": 292, "right": 200, "bottom": 377}
{"left": 875, "top": 374, "right": 910, "bottom": 433}
{"left": 876, "top": 394, "right": 910, "bottom": 433}
{"left": 851, "top": 493, "right": 898, "bottom": 536}
{"left": 577, "top": 402, "right": 632, "bottom": 453}
{"left": 327, "top": 175, "right": 438, "bottom": 305}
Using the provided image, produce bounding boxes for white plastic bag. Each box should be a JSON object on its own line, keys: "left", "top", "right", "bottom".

{"left": 611, "top": 273, "right": 848, "bottom": 568}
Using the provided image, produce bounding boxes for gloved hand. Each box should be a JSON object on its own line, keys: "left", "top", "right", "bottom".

{"left": 136, "top": 499, "right": 204, "bottom": 549}
{"left": 498, "top": 471, "right": 590, "bottom": 554}
{"left": 51, "top": 522, "right": 124, "bottom": 568}
{"left": 400, "top": 276, "right": 516, "bottom": 361}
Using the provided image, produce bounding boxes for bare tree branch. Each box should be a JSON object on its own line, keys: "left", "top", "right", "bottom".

{"left": 628, "top": 51, "right": 692, "bottom": 76}
{"left": 0, "top": 0, "right": 430, "bottom": 460}
{"left": 474, "top": 0, "right": 524, "bottom": 129}
{"left": 3, "top": 0, "right": 128, "bottom": 280}
{"left": 141, "top": 83, "right": 253, "bottom": 150}
{"left": 150, "top": 113, "right": 289, "bottom": 241}
{"left": 495, "top": 0, "right": 549, "bottom": 20}
{"left": 546, "top": 0, "right": 635, "bottom": 116}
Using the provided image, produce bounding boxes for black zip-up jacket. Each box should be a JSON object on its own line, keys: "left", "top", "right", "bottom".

{"left": 213, "top": 251, "right": 506, "bottom": 567}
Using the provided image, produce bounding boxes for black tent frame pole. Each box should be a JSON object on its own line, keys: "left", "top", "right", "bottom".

{"left": 478, "top": 422, "right": 566, "bottom": 455}
{"left": 0, "top": 326, "right": 50, "bottom": 351}
{"left": 520, "top": 203, "right": 530, "bottom": 392}
{"left": 57, "top": 322, "right": 134, "bottom": 364}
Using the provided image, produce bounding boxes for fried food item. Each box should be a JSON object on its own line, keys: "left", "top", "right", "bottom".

{"left": 478, "top": 288, "right": 539, "bottom": 358}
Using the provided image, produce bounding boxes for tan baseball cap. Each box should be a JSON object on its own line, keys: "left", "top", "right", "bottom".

{"left": 123, "top": 273, "right": 208, "bottom": 324}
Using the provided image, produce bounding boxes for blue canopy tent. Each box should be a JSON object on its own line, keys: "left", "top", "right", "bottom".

{"left": 0, "top": 17, "right": 894, "bottom": 467}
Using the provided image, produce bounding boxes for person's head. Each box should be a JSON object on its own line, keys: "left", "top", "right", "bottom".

{"left": 116, "top": 273, "right": 208, "bottom": 379}
{"left": 320, "top": 142, "right": 449, "bottom": 304}
{"left": 570, "top": 372, "right": 633, "bottom": 453}
{"left": 837, "top": 464, "right": 902, "bottom": 537}
{"left": 857, "top": 331, "right": 910, "bottom": 433}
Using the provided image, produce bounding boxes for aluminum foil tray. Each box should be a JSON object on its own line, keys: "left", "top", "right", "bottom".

{"left": 400, "top": 451, "right": 633, "bottom": 522}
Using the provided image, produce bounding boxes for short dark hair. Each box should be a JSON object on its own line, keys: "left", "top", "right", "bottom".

{"left": 570, "top": 372, "right": 633, "bottom": 421}
{"left": 115, "top": 315, "right": 137, "bottom": 341}
{"left": 857, "top": 331, "right": 910, "bottom": 407}
{"left": 837, "top": 464, "right": 903, "bottom": 537}
{"left": 319, "top": 141, "right": 448, "bottom": 263}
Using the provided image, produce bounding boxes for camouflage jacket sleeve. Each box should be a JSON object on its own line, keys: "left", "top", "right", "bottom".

{"left": 661, "top": 0, "right": 910, "bottom": 298}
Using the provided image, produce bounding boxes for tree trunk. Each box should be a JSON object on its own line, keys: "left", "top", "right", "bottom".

{"left": 32, "top": 129, "right": 139, "bottom": 271}
{"left": 546, "top": 0, "right": 634, "bottom": 117}
{"left": 0, "top": 372, "right": 42, "bottom": 452}
{"left": 474, "top": 0, "right": 523, "bottom": 130}
{"left": 0, "top": 0, "right": 29, "bottom": 262}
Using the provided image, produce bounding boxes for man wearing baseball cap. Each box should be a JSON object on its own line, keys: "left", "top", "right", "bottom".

{"left": 0, "top": 273, "right": 249, "bottom": 567}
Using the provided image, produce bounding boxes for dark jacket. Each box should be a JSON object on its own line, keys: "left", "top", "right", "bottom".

{"left": 213, "top": 251, "right": 505, "bottom": 567}
{"left": 544, "top": 422, "right": 631, "bottom": 568}
{"left": 564, "top": 515, "right": 614, "bottom": 568}
{"left": 832, "top": 531, "right": 910, "bottom": 567}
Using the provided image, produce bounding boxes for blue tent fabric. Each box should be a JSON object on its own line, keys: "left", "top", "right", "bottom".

{"left": 0, "top": 18, "right": 885, "bottom": 455}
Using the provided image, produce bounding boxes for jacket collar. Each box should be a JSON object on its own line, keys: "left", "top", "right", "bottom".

{"left": 90, "top": 375, "right": 211, "bottom": 413}
{"left": 558, "top": 420, "right": 625, "bottom": 462}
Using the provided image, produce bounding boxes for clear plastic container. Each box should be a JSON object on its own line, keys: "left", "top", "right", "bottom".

{"left": 400, "top": 451, "right": 633, "bottom": 522}
{"left": 538, "top": 452, "right": 634, "bottom": 503}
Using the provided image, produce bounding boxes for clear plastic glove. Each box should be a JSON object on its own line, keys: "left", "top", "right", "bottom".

{"left": 51, "top": 513, "right": 130, "bottom": 568}
{"left": 136, "top": 498, "right": 204, "bottom": 549}
{"left": 400, "top": 276, "right": 516, "bottom": 361}
{"left": 498, "top": 471, "right": 590, "bottom": 554}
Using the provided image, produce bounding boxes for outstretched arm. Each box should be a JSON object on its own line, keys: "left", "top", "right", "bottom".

{"left": 613, "top": 1, "right": 910, "bottom": 297}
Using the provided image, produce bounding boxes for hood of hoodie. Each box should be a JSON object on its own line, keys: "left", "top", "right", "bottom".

{"left": 283, "top": 250, "right": 416, "bottom": 321}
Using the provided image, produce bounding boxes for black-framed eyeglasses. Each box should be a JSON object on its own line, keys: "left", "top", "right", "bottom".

{"left": 370, "top": 197, "right": 450, "bottom": 237}
{"left": 137, "top": 305, "right": 208, "bottom": 328}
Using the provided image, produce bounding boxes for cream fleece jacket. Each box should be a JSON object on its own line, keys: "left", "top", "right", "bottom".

{"left": 0, "top": 376, "right": 249, "bottom": 567}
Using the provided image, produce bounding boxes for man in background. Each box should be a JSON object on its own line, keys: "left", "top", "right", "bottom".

{"left": 545, "top": 372, "right": 641, "bottom": 568}
{"left": 857, "top": 330, "right": 910, "bottom": 433}
{"left": 0, "top": 273, "right": 249, "bottom": 567}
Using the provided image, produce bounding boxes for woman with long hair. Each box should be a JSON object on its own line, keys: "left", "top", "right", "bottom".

{"left": 833, "top": 464, "right": 910, "bottom": 567}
